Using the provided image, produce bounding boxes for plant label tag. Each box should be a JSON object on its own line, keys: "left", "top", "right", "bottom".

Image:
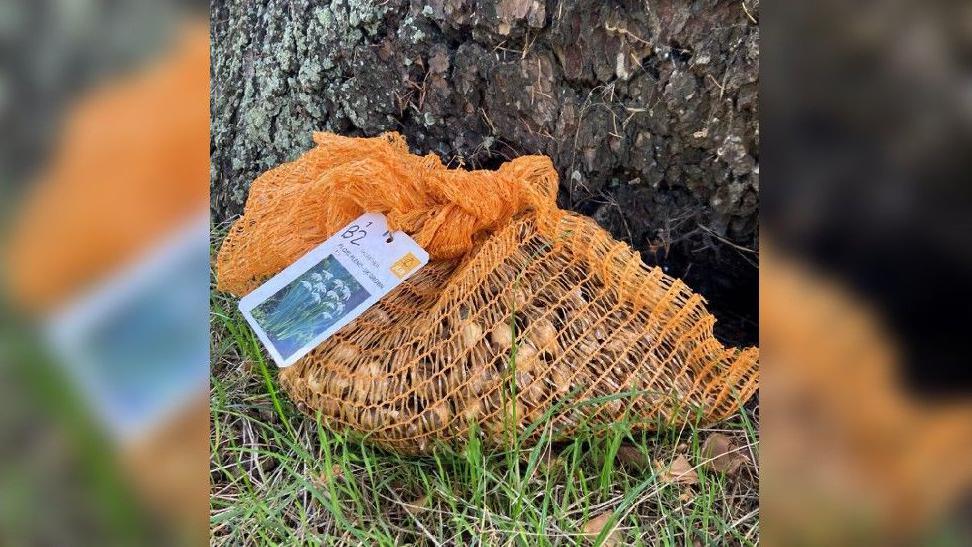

{"left": 239, "top": 212, "right": 428, "bottom": 367}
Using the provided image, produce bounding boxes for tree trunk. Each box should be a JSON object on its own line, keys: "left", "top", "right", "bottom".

{"left": 210, "top": 0, "right": 759, "bottom": 345}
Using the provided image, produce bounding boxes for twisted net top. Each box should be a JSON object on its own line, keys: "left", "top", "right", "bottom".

{"left": 218, "top": 132, "right": 561, "bottom": 295}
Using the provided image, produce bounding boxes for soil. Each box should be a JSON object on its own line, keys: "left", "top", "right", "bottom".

{"left": 210, "top": 0, "right": 759, "bottom": 346}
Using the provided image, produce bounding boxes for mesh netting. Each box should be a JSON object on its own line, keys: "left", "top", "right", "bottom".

{"left": 217, "top": 132, "right": 759, "bottom": 452}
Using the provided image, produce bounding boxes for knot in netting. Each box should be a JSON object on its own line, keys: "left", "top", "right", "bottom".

{"left": 293, "top": 132, "right": 559, "bottom": 261}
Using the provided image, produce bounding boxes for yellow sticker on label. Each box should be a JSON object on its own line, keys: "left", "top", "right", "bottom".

{"left": 390, "top": 252, "right": 421, "bottom": 279}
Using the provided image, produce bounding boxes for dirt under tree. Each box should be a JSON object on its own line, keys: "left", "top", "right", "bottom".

{"left": 210, "top": 0, "right": 759, "bottom": 346}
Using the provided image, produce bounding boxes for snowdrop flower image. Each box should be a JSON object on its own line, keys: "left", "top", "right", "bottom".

{"left": 249, "top": 255, "right": 368, "bottom": 353}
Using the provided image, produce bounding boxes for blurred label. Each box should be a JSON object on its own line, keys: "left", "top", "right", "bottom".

{"left": 239, "top": 213, "right": 428, "bottom": 367}
{"left": 43, "top": 214, "right": 210, "bottom": 441}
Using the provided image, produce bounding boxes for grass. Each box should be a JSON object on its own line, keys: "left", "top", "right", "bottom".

{"left": 210, "top": 288, "right": 759, "bottom": 545}
{"left": 0, "top": 301, "right": 173, "bottom": 545}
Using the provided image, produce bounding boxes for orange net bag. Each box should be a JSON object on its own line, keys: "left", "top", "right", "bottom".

{"left": 217, "top": 132, "right": 759, "bottom": 452}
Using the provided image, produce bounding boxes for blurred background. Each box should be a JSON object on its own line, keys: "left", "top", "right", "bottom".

{"left": 764, "top": 0, "right": 972, "bottom": 544}
{"left": 0, "top": 0, "right": 208, "bottom": 545}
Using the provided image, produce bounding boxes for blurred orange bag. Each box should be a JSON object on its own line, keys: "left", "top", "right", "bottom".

{"left": 4, "top": 23, "right": 210, "bottom": 537}
{"left": 217, "top": 132, "right": 758, "bottom": 452}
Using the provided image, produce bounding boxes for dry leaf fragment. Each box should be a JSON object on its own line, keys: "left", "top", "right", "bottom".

{"left": 310, "top": 464, "right": 343, "bottom": 489}
{"left": 582, "top": 511, "right": 621, "bottom": 546}
{"left": 616, "top": 444, "right": 650, "bottom": 471}
{"left": 659, "top": 454, "right": 699, "bottom": 485}
{"left": 403, "top": 495, "right": 429, "bottom": 515}
{"left": 700, "top": 433, "right": 747, "bottom": 475}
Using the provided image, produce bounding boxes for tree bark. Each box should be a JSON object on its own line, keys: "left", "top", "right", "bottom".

{"left": 210, "top": 0, "right": 759, "bottom": 345}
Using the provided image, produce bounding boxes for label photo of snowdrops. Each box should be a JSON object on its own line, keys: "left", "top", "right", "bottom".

{"left": 249, "top": 255, "right": 370, "bottom": 361}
